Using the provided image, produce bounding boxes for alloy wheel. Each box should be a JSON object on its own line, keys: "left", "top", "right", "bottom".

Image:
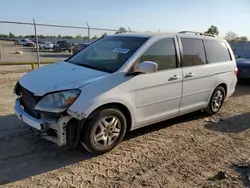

{"left": 93, "top": 116, "right": 121, "bottom": 148}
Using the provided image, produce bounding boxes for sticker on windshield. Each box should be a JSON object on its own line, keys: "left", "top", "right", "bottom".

{"left": 112, "top": 48, "right": 130, "bottom": 54}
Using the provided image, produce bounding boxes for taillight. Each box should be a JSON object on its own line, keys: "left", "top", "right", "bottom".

{"left": 234, "top": 66, "right": 238, "bottom": 75}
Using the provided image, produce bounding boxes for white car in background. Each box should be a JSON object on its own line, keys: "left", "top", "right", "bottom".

{"left": 18, "top": 38, "right": 35, "bottom": 47}
{"left": 39, "top": 41, "right": 54, "bottom": 49}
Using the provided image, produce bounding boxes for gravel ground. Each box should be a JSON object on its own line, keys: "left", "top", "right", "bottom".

{"left": 0, "top": 40, "right": 70, "bottom": 63}
{"left": 1, "top": 66, "right": 250, "bottom": 188}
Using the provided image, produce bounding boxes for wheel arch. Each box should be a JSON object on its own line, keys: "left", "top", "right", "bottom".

{"left": 204, "top": 83, "right": 228, "bottom": 114}
{"left": 207, "top": 82, "right": 228, "bottom": 106}
{"left": 217, "top": 83, "right": 227, "bottom": 97}
{"left": 85, "top": 102, "right": 133, "bottom": 133}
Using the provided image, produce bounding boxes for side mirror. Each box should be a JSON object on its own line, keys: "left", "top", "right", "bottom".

{"left": 138, "top": 61, "right": 158, "bottom": 73}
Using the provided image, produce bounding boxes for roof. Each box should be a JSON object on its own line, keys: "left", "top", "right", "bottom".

{"left": 110, "top": 31, "right": 219, "bottom": 40}
{"left": 111, "top": 32, "right": 175, "bottom": 38}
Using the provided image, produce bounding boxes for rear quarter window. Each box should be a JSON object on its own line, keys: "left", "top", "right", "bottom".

{"left": 204, "top": 40, "right": 231, "bottom": 63}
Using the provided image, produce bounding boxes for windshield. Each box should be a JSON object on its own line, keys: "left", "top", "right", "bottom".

{"left": 242, "top": 53, "right": 250, "bottom": 59}
{"left": 67, "top": 36, "right": 148, "bottom": 73}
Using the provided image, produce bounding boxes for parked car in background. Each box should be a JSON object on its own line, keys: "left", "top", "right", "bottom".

{"left": 14, "top": 31, "right": 237, "bottom": 154}
{"left": 18, "top": 39, "right": 35, "bottom": 47}
{"left": 38, "top": 42, "right": 46, "bottom": 49}
{"left": 39, "top": 41, "right": 54, "bottom": 50}
{"left": 73, "top": 43, "right": 89, "bottom": 54}
{"left": 53, "top": 40, "right": 72, "bottom": 52}
{"left": 236, "top": 52, "right": 250, "bottom": 80}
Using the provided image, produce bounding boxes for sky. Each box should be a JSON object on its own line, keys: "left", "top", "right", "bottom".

{"left": 0, "top": 0, "right": 249, "bottom": 38}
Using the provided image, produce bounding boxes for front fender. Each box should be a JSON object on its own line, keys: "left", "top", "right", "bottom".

{"left": 67, "top": 72, "right": 136, "bottom": 128}
{"left": 68, "top": 97, "right": 135, "bottom": 127}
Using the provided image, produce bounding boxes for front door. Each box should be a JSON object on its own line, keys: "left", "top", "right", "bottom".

{"left": 133, "top": 38, "right": 183, "bottom": 127}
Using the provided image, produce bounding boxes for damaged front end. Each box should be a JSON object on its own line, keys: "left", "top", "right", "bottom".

{"left": 14, "top": 82, "right": 82, "bottom": 147}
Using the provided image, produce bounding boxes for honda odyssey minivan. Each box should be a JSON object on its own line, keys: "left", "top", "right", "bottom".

{"left": 14, "top": 31, "right": 237, "bottom": 154}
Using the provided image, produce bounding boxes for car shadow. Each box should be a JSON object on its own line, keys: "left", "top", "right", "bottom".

{"left": 125, "top": 111, "right": 209, "bottom": 140}
{"left": 232, "top": 82, "right": 250, "bottom": 97}
{"left": 231, "top": 163, "right": 250, "bottom": 187}
{"left": 0, "top": 111, "right": 208, "bottom": 185}
{"left": 0, "top": 114, "right": 93, "bottom": 185}
{"left": 204, "top": 112, "right": 250, "bottom": 133}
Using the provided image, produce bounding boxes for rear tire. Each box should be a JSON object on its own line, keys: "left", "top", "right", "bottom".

{"left": 204, "top": 86, "right": 225, "bottom": 115}
{"left": 81, "top": 108, "right": 127, "bottom": 154}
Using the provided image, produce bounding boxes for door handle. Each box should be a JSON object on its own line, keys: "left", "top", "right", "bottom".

{"left": 185, "top": 72, "right": 195, "bottom": 78}
{"left": 169, "top": 75, "right": 180, "bottom": 81}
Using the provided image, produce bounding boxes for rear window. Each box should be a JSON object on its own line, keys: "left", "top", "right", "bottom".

{"left": 181, "top": 38, "right": 206, "bottom": 67}
{"left": 204, "top": 40, "right": 231, "bottom": 63}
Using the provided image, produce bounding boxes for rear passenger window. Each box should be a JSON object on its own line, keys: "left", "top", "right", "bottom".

{"left": 140, "top": 38, "right": 177, "bottom": 71}
{"left": 181, "top": 38, "right": 206, "bottom": 67}
{"left": 204, "top": 40, "right": 231, "bottom": 63}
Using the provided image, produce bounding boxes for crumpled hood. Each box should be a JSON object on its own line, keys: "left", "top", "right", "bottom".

{"left": 19, "top": 61, "right": 109, "bottom": 96}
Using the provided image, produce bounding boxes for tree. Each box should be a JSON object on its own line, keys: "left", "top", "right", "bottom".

{"left": 224, "top": 31, "right": 238, "bottom": 42}
{"left": 9, "top": 32, "right": 15, "bottom": 38}
{"left": 46, "top": 35, "right": 54, "bottom": 38}
{"left": 57, "top": 34, "right": 62, "bottom": 38}
{"left": 224, "top": 32, "right": 248, "bottom": 42}
{"left": 115, "top": 27, "right": 127, "bottom": 34}
{"left": 62, "top": 35, "right": 73, "bottom": 39}
{"left": 38, "top": 35, "right": 45, "bottom": 38}
{"left": 24, "top": 35, "right": 35, "bottom": 38}
{"left": 83, "top": 36, "right": 89, "bottom": 40}
{"left": 75, "top": 34, "right": 82, "bottom": 39}
{"left": 205, "top": 25, "right": 219, "bottom": 35}
{"left": 0, "top": 34, "right": 8, "bottom": 38}
{"left": 91, "top": 35, "right": 98, "bottom": 40}
{"left": 239, "top": 36, "right": 248, "bottom": 42}
{"left": 100, "top": 32, "right": 108, "bottom": 38}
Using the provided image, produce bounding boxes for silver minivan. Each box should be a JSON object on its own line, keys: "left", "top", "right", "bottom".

{"left": 14, "top": 31, "right": 237, "bottom": 154}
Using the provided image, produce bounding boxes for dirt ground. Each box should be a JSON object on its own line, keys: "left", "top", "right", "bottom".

{"left": 1, "top": 66, "right": 250, "bottom": 188}
{"left": 0, "top": 40, "right": 70, "bottom": 63}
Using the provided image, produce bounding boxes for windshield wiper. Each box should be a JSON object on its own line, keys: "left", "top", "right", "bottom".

{"left": 67, "top": 61, "right": 111, "bottom": 73}
{"left": 73, "top": 63, "right": 99, "bottom": 70}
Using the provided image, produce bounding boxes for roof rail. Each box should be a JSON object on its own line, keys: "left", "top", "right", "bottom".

{"left": 178, "top": 31, "right": 218, "bottom": 38}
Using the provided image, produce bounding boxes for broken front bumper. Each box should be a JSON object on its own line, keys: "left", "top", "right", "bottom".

{"left": 14, "top": 98, "right": 72, "bottom": 146}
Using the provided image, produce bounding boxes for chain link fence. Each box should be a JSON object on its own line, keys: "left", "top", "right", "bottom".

{"left": 1, "top": 20, "right": 249, "bottom": 73}
{"left": 0, "top": 20, "right": 133, "bottom": 70}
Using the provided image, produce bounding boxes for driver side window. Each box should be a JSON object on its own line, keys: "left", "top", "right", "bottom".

{"left": 135, "top": 38, "right": 177, "bottom": 71}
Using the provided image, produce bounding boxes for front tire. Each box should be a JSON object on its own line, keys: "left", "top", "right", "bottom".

{"left": 81, "top": 108, "right": 127, "bottom": 154}
{"left": 204, "top": 86, "right": 225, "bottom": 115}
